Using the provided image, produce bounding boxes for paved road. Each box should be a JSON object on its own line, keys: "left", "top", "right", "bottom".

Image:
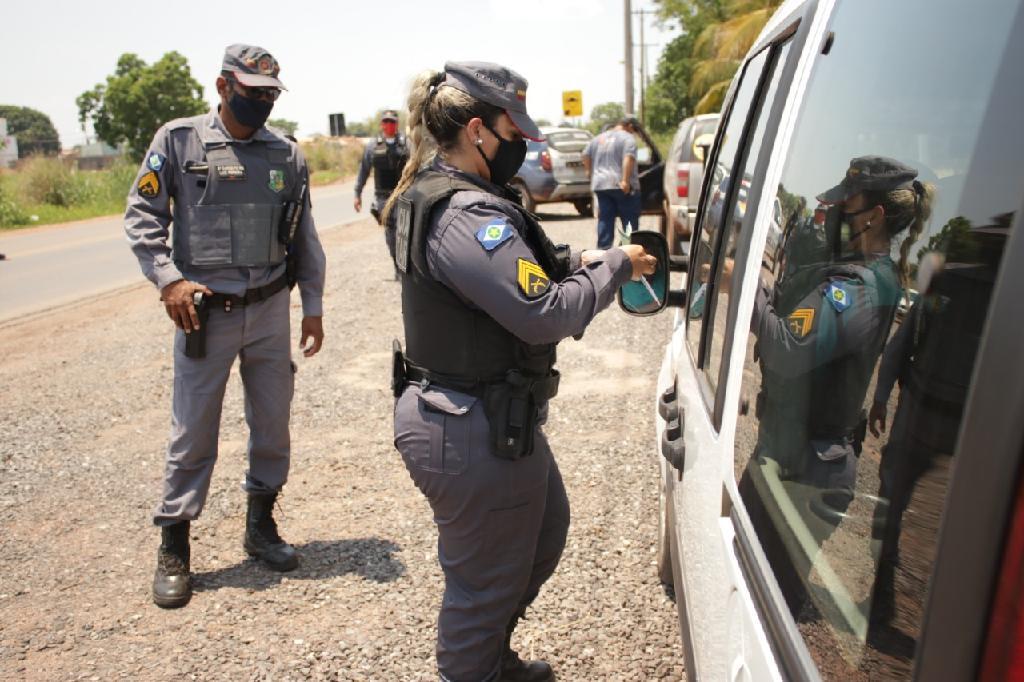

{"left": 0, "top": 178, "right": 373, "bottom": 324}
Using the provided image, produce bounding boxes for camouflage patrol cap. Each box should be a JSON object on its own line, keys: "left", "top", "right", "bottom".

{"left": 817, "top": 156, "right": 918, "bottom": 204}
{"left": 442, "top": 61, "right": 544, "bottom": 141}
{"left": 222, "top": 44, "right": 286, "bottom": 89}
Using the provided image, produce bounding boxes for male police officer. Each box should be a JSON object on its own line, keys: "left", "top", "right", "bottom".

{"left": 355, "top": 110, "right": 409, "bottom": 224}
{"left": 124, "top": 44, "right": 326, "bottom": 608}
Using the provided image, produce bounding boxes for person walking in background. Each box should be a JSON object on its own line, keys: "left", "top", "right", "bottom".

{"left": 355, "top": 109, "right": 410, "bottom": 268}
{"left": 124, "top": 44, "right": 326, "bottom": 609}
{"left": 583, "top": 116, "right": 641, "bottom": 249}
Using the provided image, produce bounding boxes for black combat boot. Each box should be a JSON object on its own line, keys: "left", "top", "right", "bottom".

{"left": 244, "top": 491, "right": 299, "bottom": 571}
{"left": 500, "top": 608, "right": 555, "bottom": 682}
{"left": 152, "top": 521, "right": 191, "bottom": 608}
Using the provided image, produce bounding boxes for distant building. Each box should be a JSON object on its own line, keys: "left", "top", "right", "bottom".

{"left": 0, "top": 118, "right": 18, "bottom": 169}
{"left": 71, "top": 140, "right": 123, "bottom": 170}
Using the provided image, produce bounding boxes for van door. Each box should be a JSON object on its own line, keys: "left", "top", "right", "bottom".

{"left": 664, "top": 9, "right": 810, "bottom": 678}
{"left": 713, "top": 1, "right": 1024, "bottom": 680}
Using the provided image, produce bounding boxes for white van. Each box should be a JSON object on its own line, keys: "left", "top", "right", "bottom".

{"left": 621, "top": 0, "right": 1024, "bottom": 679}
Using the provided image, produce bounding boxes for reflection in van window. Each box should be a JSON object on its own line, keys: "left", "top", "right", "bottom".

{"left": 731, "top": 0, "right": 1022, "bottom": 678}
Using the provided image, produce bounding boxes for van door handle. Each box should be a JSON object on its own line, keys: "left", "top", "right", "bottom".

{"left": 661, "top": 411, "right": 686, "bottom": 477}
{"left": 658, "top": 384, "right": 679, "bottom": 422}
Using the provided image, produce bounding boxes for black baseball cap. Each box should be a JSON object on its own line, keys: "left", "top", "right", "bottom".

{"left": 222, "top": 44, "right": 286, "bottom": 89}
{"left": 442, "top": 61, "right": 544, "bottom": 141}
{"left": 817, "top": 155, "right": 918, "bottom": 204}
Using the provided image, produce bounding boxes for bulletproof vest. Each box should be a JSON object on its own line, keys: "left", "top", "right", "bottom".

{"left": 371, "top": 135, "right": 409, "bottom": 194}
{"left": 171, "top": 119, "right": 294, "bottom": 268}
{"left": 393, "top": 169, "right": 565, "bottom": 381}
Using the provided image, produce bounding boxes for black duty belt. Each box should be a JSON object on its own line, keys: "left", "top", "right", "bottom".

{"left": 208, "top": 275, "right": 288, "bottom": 312}
{"left": 404, "top": 364, "right": 560, "bottom": 402}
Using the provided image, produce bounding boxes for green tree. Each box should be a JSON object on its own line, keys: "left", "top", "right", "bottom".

{"left": 77, "top": 52, "right": 207, "bottom": 161}
{"left": 586, "top": 102, "right": 625, "bottom": 135}
{"left": 267, "top": 118, "right": 299, "bottom": 137}
{"left": 0, "top": 105, "right": 61, "bottom": 156}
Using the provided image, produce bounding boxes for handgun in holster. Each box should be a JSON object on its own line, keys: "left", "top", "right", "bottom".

{"left": 391, "top": 339, "right": 407, "bottom": 398}
{"left": 184, "top": 292, "right": 210, "bottom": 359}
{"left": 483, "top": 369, "right": 561, "bottom": 461}
{"left": 279, "top": 181, "right": 308, "bottom": 290}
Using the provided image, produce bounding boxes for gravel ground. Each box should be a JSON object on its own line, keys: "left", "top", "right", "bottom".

{"left": 0, "top": 203, "right": 686, "bottom": 681}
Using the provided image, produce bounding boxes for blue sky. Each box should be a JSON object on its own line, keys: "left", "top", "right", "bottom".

{"left": 2, "top": 0, "right": 677, "bottom": 149}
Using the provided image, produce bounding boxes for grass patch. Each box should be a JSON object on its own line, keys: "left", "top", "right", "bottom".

{"left": 309, "top": 169, "right": 342, "bottom": 186}
{"left": 0, "top": 158, "right": 136, "bottom": 230}
{"left": 301, "top": 137, "right": 363, "bottom": 184}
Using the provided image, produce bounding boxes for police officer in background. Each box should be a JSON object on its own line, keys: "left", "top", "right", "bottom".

{"left": 124, "top": 44, "right": 326, "bottom": 609}
{"left": 355, "top": 110, "right": 409, "bottom": 224}
{"left": 381, "top": 62, "right": 656, "bottom": 681}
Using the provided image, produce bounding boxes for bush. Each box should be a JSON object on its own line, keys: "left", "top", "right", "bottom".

{"left": 17, "top": 156, "right": 83, "bottom": 207}
{"left": 0, "top": 178, "right": 29, "bottom": 226}
{"left": 301, "top": 138, "right": 363, "bottom": 181}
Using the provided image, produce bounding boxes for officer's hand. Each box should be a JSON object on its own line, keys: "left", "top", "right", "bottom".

{"left": 354, "top": 197, "right": 362, "bottom": 213}
{"left": 299, "top": 316, "right": 324, "bottom": 357}
{"left": 618, "top": 244, "right": 657, "bottom": 279}
{"left": 869, "top": 401, "right": 888, "bottom": 437}
{"left": 160, "top": 279, "right": 213, "bottom": 333}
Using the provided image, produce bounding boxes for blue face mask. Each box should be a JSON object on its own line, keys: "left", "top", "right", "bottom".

{"left": 228, "top": 91, "right": 274, "bottom": 129}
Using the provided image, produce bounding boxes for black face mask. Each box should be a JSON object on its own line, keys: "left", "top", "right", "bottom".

{"left": 824, "top": 204, "right": 875, "bottom": 259}
{"left": 227, "top": 91, "right": 274, "bottom": 129}
{"left": 476, "top": 122, "right": 527, "bottom": 187}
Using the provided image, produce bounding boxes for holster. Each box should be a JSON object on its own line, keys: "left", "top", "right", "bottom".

{"left": 391, "top": 339, "right": 407, "bottom": 398}
{"left": 184, "top": 292, "right": 210, "bottom": 359}
{"left": 483, "top": 370, "right": 560, "bottom": 460}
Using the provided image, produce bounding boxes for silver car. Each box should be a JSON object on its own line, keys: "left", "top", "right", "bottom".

{"left": 662, "top": 114, "right": 719, "bottom": 253}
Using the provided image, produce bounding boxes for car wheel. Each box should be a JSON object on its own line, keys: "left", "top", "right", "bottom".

{"left": 657, "top": 470, "right": 674, "bottom": 585}
{"left": 510, "top": 180, "right": 535, "bottom": 213}
{"left": 573, "top": 198, "right": 593, "bottom": 217}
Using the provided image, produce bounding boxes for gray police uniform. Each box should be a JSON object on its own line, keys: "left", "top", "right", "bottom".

{"left": 393, "top": 159, "right": 633, "bottom": 681}
{"left": 751, "top": 255, "right": 901, "bottom": 494}
{"left": 125, "top": 110, "right": 326, "bottom": 525}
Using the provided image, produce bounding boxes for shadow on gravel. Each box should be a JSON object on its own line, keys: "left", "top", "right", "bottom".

{"left": 192, "top": 537, "right": 405, "bottom": 592}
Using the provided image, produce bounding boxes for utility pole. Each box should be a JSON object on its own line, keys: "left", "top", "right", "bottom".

{"left": 624, "top": 0, "right": 634, "bottom": 115}
{"left": 636, "top": 8, "right": 649, "bottom": 126}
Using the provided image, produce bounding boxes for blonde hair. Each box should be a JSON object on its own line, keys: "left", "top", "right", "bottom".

{"left": 865, "top": 181, "right": 935, "bottom": 289}
{"left": 380, "top": 69, "right": 502, "bottom": 227}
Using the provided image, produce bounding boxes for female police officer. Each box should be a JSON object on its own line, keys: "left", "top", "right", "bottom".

{"left": 750, "top": 156, "right": 933, "bottom": 505}
{"left": 380, "top": 62, "right": 656, "bottom": 682}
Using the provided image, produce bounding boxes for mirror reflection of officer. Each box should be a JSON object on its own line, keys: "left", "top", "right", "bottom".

{"left": 382, "top": 62, "right": 656, "bottom": 682}
{"left": 124, "top": 44, "right": 326, "bottom": 609}
{"left": 866, "top": 221, "right": 1005, "bottom": 625}
{"left": 750, "top": 157, "right": 925, "bottom": 501}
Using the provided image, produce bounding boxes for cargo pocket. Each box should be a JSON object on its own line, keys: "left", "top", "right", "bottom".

{"left": 416, "top": 387, "right": 476, "bottom": 475}
{"left": 186, "top": 205, "right": 233, "bottom": 266}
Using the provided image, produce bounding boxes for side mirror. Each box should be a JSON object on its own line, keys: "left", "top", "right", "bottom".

{"left": 618, "top": 230, "right": 670, "bottom": 316}
{"left": 693, "top": 132, "right": 714, "bottom": 166}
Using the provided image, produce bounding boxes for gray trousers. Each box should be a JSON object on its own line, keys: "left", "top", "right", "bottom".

{"left": 153, "top": 288, "right": 294, "bottom": 525}
{"left": 394, "top": 384, "right": 570, "bottom": 682}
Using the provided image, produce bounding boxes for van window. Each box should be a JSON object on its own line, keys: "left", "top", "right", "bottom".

{"left": 731, "top": 0, "right": 1022, "bottom": 678}
{"left": 685, "top": 48, "right": 771, "bottom": 378}
{"left": 704, "top": 41, "right": 793, "bottom": 391}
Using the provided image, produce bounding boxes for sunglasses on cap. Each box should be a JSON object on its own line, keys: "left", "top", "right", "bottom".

{"left": 227, "top": 77, "right": 281, "bottom": 102}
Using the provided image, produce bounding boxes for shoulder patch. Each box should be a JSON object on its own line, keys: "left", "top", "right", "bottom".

{"left": 517, "top": 258, "right": 550, "bottom": 299}
{"left": 138, "top": 171, "right": 160, "bottom": 198}
{"left": 825, "top": 281, "right": 852, "bottom": 312}
{"left": 475, "top": 220, "right": 514, "bottom": 252}
{"left": 787, "top": 308, "right": 815, "bottom": 338}
{"left": 268, "top": 169, "right": 285, "bottom": 193}
{"left": 146, "top": 151, "right": 166, "bottom": 172}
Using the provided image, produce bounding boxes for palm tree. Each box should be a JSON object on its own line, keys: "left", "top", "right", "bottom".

{"left": 690, "top": 0, "right": 781, "bottom": 113}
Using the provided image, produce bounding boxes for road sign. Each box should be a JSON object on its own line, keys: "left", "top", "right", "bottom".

{"left": 562, "top": 90, "right": 583, "bottom": 118}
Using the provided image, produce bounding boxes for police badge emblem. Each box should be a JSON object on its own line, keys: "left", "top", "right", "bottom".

{"left": 268, "top": 169, "right": 285, "bottom": 193}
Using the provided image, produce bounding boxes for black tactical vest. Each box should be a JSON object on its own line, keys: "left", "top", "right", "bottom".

{"left": 393, "top": 169, "right": 567, "bottom": 382}
{"left": 371, "top": 135, "right": 409, "bottom": 193}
